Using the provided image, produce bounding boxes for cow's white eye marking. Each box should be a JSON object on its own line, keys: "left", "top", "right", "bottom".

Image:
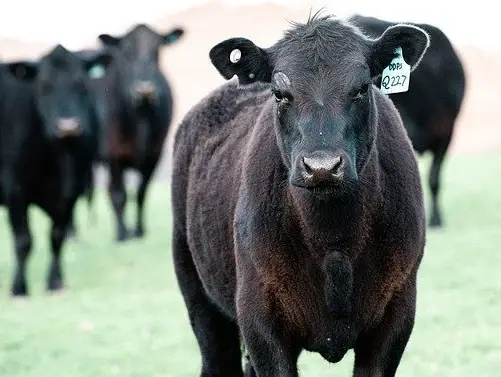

{"left": 230, "top": 49, "right": 241, "bottom": 64}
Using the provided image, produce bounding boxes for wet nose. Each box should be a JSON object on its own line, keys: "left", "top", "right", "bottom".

{"left": 301, "top": 151, "right": 345, "bottom": 184}
{"left": 133, "top": 80, "right": 156, "bottom": 100}
{"left": 57, "top": 117, "right": 81, "bottom": 137}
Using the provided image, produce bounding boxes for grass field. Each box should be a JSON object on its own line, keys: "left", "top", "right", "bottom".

{"left": 0, "top": 151, "right": 500, "bottom": 377}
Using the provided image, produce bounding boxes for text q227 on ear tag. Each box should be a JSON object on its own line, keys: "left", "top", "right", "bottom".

{"left": 230, "top": 49, "right": 241, "bottom": 64}
{"left": 380, "top": 47, "right": 411, "bottom": 95}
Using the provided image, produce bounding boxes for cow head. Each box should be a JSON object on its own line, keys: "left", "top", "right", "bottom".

{"left": 210, "top": 13, "right": 429, "bottom": 196}
{"left": 98, "top": 24, "right": 184, "bottom": 109}
{"left": 6, "top": 44, "right": 112, "bottom": 141}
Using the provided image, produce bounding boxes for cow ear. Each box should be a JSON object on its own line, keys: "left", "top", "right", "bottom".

{"left": 7, "top": 61, "right": 38, "bottom": 82}
{"left": 98, "top": 34, "right": 121, "bottom": 47}
{"left": 162, "top": 28, "right": 184, "bottom": 45}
{"left": 84, "top": 53, "right": 113, "bottom": 80}
{"left": 368, "top": 24, "right": 430, "bottom": 78}
{"left": 209, "top": 37, "right": 273, "bottom": 85}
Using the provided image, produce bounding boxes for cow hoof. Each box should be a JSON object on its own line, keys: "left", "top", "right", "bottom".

{"left": 117, "top": 229, "right": 136, "bottom": 242}
{"left": 429, "top": 215, "right": 443, "bottom": 228}
{"left": 133, "top": 227, "right": 145, "bottom": 239}
{"left": 47, "top": 279, "right": 64, "bottom": 292}
{"left": 11, "top": 284, "right": 28, "bottom": 297}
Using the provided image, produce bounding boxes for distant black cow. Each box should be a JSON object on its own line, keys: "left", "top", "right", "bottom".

{"left": 349, "top": 14, "right": 466, "bottom": 228}
{"left": 94, "top": 24, "right": 184, "bottom": 242}
{"left": 172, "top": 13, "right": 428, "bottom": 377}
{"left": 0, "top": 45, "right": 111, "bottom": 296}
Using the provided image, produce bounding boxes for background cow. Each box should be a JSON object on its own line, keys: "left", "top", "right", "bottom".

{"left": 0, "top": 45, "right": 111, "bottom": 296}
{"left": 172, "top": 13, "right": 429, "bottom": 377}
{"left": 94, "top": 24, "right": 184, "bottom": 242}
{"left": 350, "top": 14, "right": 467, "bottom": 228}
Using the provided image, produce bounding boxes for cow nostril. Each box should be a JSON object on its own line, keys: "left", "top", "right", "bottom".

{"left": 331, "top": 156, "right": 343, "bottom": 175}
{"left": 303, "top": 157, "right": 314, "bottom": 174}
{"left": 303, "top": 155, "right": 342, "bottom": 173}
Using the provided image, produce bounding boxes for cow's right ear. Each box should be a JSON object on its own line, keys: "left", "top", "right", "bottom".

{"left": 98, "top": 34, "right": 121, "bottom": 47}
{"left": 209, "top": 38, "right": 273, "bottom": 85}
{"left": 7, "top": 61, "right": 38, "bottom": 82}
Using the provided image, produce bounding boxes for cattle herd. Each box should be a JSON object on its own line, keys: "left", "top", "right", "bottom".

{"left": 1, "top": 11, "right": 466, "bottom": 377}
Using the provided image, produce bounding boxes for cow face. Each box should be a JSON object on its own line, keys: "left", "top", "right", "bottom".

{"left": 7, "top": 44, "right": 112, "bottom": 141}
{"left": 98, "top": 24, "right": 184, "bottom": 109}
{"left": 210, "top": 14, "right": 429, "bottom": 196}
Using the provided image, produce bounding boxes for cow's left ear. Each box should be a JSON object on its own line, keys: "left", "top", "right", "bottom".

{"left": 209, "top": 37, "right": 273, "bottom": 85}
{"left": 84, "top": 52, "right": 113, "bottom": 79}
{"left": 7, "top": 61, "right": 38, "bottom": 82}
{"left": 368, "top": 24, "right": 430, "bottom": 78}
{"left": 162, "top": 28, "right": 184, "bottom": 45}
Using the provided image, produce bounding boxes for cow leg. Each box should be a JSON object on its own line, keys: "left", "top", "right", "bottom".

{"left": 134, "top": 157, "right": 157, "bottom": 238}
{"left": 66, "top": 212, "right": 77, "bottom": 239}
{"left": 42, "top": 199, "right": 75, "bottom": 292}
{"left": 428, "top": 142, "right": 449, "bottom": 228}
{"left": 238, "top": 316, "right": 300, "bottom": 377}
{"left": 8, "top": 199, "right": 32, "bottom": 297}
{"left": 108, "top": 162, "right": 130, "bottom": 242}
{"left": 173, "top": 230, "right": 244, "bottom": 377}
{"left": 237, "top": 278, "right": 301, "bottom": 377}
{"left": 352, "top": 275, "right": 417, "bottom": 377}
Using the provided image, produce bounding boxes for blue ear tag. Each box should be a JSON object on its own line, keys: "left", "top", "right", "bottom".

{"left": 88, "top": 65, "right": 105, "bottom": 79}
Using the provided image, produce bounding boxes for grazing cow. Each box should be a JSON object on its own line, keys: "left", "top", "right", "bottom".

{"left": 95, "top": 24, "right": 184, "bottom": 242}
{"left": 171, "top": 13, "right": 429, "bottom": 377}
{"left": 0, "top": 45, "right": 111, "bottom": 296}
{"left": 349, "top": 14, "right": 466, "bottom": 227}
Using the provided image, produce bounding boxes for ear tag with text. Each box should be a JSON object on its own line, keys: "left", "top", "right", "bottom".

{"left": 380, "top": 47, "right": 410, "bottom": 95}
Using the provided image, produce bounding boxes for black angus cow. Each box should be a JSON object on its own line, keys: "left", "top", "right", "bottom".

{"left": 350, "top": 14, "right": 466, "bottom": 228}
{"left": 172, "top": 13, "right": 429, "bottom": 377}
{"left": 0, "top": 45, "right": 111, "bottom": 296}
{"left": 94, "top": 24, "right": 184, "bottom": 242}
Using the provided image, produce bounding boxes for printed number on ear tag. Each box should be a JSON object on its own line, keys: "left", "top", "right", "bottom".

{"left": 380, "top": 47, "right": 410, "bottom": 95}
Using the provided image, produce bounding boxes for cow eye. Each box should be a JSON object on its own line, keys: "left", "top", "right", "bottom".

{"left": 272, "top": 89, "right": 291, "bottom": 104}
{"left": 352, "top": 84, "right": 369, "bottom": 102}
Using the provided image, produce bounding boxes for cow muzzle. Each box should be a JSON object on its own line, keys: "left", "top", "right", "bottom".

{"left": 56, "top": 117, "right": 81, "bottom": 138}
{"left": 132, "top": 80, "right": 157, "bottom": 105}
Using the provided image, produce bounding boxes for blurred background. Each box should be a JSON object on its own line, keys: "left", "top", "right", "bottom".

{"left": 0, "top": 1, "right": 499, "bottom": 377}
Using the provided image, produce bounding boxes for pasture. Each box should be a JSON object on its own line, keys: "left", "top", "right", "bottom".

{"left": 0, "top": 150, "right": 500, "bottom": 377}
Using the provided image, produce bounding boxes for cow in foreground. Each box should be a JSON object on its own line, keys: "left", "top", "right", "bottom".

{"left": 350, "top": 14, "right": 466, "bottom": 227}
{"left": 0, "top": 45, "right": 111, "bottom": 296}
{"left": 96, "top": 24, "right": 184, "bottom": 242}
{"left": 171, "top": 13, "right": 429, "bottom": 377}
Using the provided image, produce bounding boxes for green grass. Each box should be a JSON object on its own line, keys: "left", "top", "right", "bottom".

{"left": 0, "top": 151, "right": 500, "bottom": 377}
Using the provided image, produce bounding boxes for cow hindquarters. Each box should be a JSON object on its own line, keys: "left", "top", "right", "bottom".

{"left": 352, "top": 272, "right": 417, "bottom": 377}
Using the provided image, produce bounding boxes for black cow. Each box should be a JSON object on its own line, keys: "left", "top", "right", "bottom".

{"left": 94, "top": 24, "right": 184, "bottom": 242}
{"left": 172, "top": 13, "right": 429, "bottom": 377}
{"left": 349, "top": 14, "right": 466, "bottom": 227}
{"left": 0, "top": 45, "right": 111, "bottom": 296}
